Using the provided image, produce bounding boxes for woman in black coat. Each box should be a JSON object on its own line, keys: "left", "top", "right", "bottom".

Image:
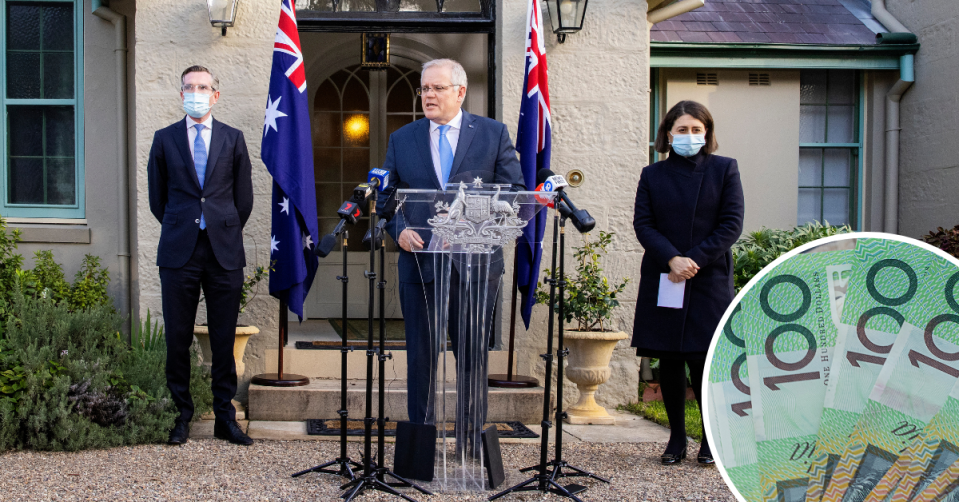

{"left": 632, "top": 100, "right": 744, "bottom": 465}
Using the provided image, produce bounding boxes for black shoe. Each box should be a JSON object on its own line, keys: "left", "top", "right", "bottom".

{"left": 661, "top": 440, "right": 688, "bottom": 465}
{"left": 214, "top": 419, "right": 254, "bottom": 446}
{"left": 698, "top": 441, "right": 714, "bottom": 465}
{"left": 168, "top": 420, "right": 190, "bottom": 445}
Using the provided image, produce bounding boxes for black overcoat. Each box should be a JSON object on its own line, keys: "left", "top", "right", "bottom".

{"left": 631, "top": 149, "right": 745, "bottom": 358}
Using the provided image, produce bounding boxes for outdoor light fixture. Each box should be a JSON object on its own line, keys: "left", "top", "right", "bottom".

{"left": 207, "top": 0, "right": 238, "bottom": 36}
{"left": 544, "top": 0, "right": 588, "bottom": 43}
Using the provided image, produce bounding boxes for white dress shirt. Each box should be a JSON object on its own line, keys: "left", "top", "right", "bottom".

{"left": 186, "top": 115, "right": 213, "bottom": 162}
{"left": 428, "top": 109, "right": 463, "bottom": 187}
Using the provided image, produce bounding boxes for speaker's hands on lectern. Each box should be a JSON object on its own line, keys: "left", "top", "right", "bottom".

{"left": 399, "top": 228, "right": 424, "bottom": 252}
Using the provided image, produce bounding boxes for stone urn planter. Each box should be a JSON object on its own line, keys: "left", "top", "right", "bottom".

{"left": 563, "top": 330, "right": 628, "bottom": 425}
{"left": 193, "top": 325, "right": 259, "bottom": 377}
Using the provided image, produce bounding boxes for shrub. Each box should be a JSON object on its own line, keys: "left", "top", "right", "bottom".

{"left": 32, "top": 250, "right": 70, "bottom": 304}
{"left": 923, "top": 225, "right": 959, "bottom": 259}
{"left": 535, "top": 231, "right": 630, "bottom": 332}
{"left": 732, "top": 221, "right": 853, "bottom": 292}
{"left": 69, "top": 255, "right": 112, "bottom": 311}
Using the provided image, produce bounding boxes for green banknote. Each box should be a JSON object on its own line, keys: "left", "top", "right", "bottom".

{"left": 741, "top": 248, "right": 855, "bottom": 502}
{"left": 862, "top": 377, "right": 959, "bottom": 501}
{"left": 708, "top": 303, "right": 762, "bottom": 502}
{"left": 821, "top": 253, "right": 959, "bottom": 502}
{"left": 910, "top": 456, "right": 959, "bottom": 501}
{"left": 806, "top": 239, "right": 937, "bottom": 502}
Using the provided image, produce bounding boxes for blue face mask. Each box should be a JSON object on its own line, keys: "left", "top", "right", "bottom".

{"left": 183, "top": 93, "right": 213, "bottom": 119}
{"left": 670, "top": 134, "right": 706, "bottom": 157}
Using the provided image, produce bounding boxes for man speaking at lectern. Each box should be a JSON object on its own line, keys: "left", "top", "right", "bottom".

{"left": 377, "top": 58, "right": 525, "bottom": 426}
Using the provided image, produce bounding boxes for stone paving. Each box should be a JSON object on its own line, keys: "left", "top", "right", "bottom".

{"left": 0, "top": 411, "right": 735, "bottom": 501}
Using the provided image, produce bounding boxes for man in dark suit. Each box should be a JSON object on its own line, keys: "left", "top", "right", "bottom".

{"left": 377, "top": 59, "right": 525, "bottom": 427}
{"left": 148, "top": 65, "right": 254, "bottom": 446}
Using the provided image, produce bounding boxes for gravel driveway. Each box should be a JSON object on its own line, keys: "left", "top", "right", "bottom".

{"left": 0, "top": 440, "right": 735, "bottom": 501}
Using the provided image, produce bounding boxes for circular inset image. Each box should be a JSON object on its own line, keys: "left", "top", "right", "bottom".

{"left": 704, "top": 232, "right": 959, "bottom": 502}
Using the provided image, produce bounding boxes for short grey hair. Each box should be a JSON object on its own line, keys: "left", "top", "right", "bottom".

{"left": 421, "top": 59, "right": 468, "bottom": 89}
{"left": 181, "top": 65, "right": 220, "bottom": 91}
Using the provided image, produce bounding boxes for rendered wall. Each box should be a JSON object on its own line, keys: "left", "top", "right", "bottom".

{"left": 502, "top": 0, "right": 647, "bottom": 410}
{"left": 662, "top": 68, "right": 801, "bottom": 233}
{"left": 885, "top": 1, "right": 959, "bottom": 237}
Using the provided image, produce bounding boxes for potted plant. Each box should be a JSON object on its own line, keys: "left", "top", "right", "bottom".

{"left": 194, "top": 261, "right": 273, "bottom": 377}
{"left": 535, "top": 230, "right": 630, "bottom": 425}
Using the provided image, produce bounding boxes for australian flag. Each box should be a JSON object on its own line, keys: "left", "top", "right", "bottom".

{"left": 261, "top": 0, "right": 318, "bottom": 321}
{"left": 515, "top": 0, "right": 552, "bottom": 329}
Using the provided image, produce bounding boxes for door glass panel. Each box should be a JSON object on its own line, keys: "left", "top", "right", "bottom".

{"left": 313, "top": 148, "right": 341, "bottom": 182}
{"left": 343, "top": 148, "right": 370, "bottom": 182}
{"left": 313, "top": 112, "right": 342, "bottom": 146}
{"left": 8, "top": 107, "right": 43, "bottom": 156}
{"left": 342, "top": 76, "right": 369, "bottom": 112}
{"left": 7, "top": 4, "right": 41, "bottom": 50}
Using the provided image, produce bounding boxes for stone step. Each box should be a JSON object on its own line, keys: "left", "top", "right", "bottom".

{"left": 264, "top": 347, "right": 518, "bottom": 381}
{"left": 248, "top": 379, "right": 547, "bottom": 423}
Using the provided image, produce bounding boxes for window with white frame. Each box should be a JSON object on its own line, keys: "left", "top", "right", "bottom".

{"left": 798, "top": 69, "right": 859, "bottom": 227}
{"left": 2, "top": 0, "right": 83, "bottom": 218}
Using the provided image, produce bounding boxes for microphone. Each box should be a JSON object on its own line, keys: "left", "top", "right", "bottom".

{"left": 316, "top": 219, "right": 346, "bottom": 258}
{"left": 367, "top": 168, "right": 390, "bottom": 191}
{"left": 363, "top": 182, "right": 409, "bottom": 250}
{"left": 536, "top": 168, "right": 596, "bottom": 233}
{"left": 315, "top": 199, "right": 365, "bottom": 258}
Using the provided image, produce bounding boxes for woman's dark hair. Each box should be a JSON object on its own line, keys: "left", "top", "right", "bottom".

{"left": 654, "top": 100, "right": 718, "bottom": 155}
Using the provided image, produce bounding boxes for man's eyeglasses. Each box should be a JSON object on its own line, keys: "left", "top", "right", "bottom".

{"left": 416, "top": 84, "right": 460, "bottom": 96}
{"left": 181, "top": 84, "right": 216, "bottom": 93}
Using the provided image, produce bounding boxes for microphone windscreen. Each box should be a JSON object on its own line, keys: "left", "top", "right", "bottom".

{"left": 316, "top": 234, "right": 337, "bottom": 258}
{"left": 536, "top": 168, "right": 554, "bottom": 186}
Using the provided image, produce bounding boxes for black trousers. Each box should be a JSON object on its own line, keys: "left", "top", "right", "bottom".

{"left": 160, "top": 230, "right": 244, "bottom": 422}
{"left": 399, "top": 264, "right": 499, "bottom": 426}
{"left": 659, "top": 357, "right": 706, "bottom": 443}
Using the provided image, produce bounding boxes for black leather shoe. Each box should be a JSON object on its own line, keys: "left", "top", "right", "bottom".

{"left": 168, "top": 420, "right": 189, "bottom": 445}
{"left": 661, "top": 440, "right": 688, "bottom": 465}
{"left": 698, "top": 442, "right": 714, "bottom": 465}
{"left": 214, "top": 419, "right": 254, "bottom": 446}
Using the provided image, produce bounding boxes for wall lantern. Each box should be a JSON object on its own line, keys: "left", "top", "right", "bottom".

{"left": 544, "top": 0, "right": 588, "bottom": 43}
{"left": 208, "top": 0, "right": 238, "bottom": 36}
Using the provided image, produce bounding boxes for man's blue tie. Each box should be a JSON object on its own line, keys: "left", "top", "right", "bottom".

{"left": 193, "top": 124, "right": 207, "bottom": 230}
{"left": 439, "top": 124, "right": 453, "bottom": 187}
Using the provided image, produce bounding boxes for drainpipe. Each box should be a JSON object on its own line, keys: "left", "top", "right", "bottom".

{"left": 648, "top": 0, "right": 705, "bottom": 25}
{"left": 871, "top": 0, "right": 909, "bottom": 33}
{"left": 92, "top": 1, "right": 132, "bottom": 336}
{"left": 883, "top": 53, "right": 914, "bottom": 234}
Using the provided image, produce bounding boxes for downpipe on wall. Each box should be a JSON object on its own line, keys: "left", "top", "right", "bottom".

{"left": 92, "top": 1, "right": 133, "bottom": 336}
{"left": 883, "top": 54, "right": 913, "bottom": 234}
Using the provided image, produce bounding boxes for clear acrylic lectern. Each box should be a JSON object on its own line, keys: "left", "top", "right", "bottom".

{"left": 395, "top": 180, "right": 554, "bottom": 492}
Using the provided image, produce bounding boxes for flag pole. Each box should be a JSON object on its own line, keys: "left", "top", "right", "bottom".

{"left": 488, "top": 251, "right": 539, "bottom": 388}
{"left": 251, "top": 300, "right": 309, "bottom": 387}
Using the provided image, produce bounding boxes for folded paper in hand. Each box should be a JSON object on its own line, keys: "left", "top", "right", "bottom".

{"left": 657, "top": 273, "right": 685, "bottom": 309}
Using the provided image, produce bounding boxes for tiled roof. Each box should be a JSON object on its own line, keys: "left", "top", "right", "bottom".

{"left": 651, "top": 0, "right": 881, "bottom": 45}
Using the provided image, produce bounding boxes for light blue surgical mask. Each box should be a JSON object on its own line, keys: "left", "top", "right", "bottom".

{"left": 183, "top": 92, "right": 213, "bottom": 119}
{"left": 670, "top": 134, "right": 706, "bottom": 157}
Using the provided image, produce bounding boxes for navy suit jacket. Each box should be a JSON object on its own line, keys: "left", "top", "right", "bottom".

{"left": 377, "top": 110, "right": 525, "bottom": 284}
{"left": 147, "top": 117, "right": 254, "bottom": 271}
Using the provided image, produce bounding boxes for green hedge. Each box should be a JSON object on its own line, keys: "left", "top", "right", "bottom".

{"left": 0, "top": 217, "right": 212, "bottom": 451}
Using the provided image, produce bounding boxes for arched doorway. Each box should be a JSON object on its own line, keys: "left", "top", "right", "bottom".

{"left": 304, "top": 62, "right": 425, "bottom": 320}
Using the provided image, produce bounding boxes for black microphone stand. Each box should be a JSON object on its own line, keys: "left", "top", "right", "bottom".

{"left": 292, "top": 227, "right": 363, "bottom": 481}
{"left": 489, "top": 207, "right": 608, "bottom": 502}
{"left": 340, "top": 190, "right": 432, "bottom": 502}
